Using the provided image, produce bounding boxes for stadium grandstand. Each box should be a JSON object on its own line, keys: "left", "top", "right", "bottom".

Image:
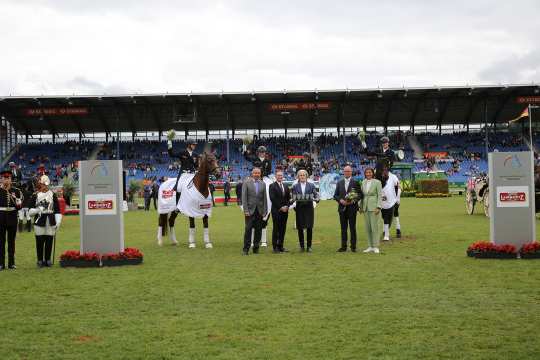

{"left": 0, "top": 84, "right": 539, "bottom": 188}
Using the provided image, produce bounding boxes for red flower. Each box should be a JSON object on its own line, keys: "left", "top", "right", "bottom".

{"left": 520, "top": 242, "right": 540, "bottom": 254}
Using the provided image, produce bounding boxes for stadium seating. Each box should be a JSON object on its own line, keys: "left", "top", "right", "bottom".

{"left": 5, "top": 131, "right": 535, "bottom": 184}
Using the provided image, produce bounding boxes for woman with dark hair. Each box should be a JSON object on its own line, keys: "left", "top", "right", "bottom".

{"left": 360, "top": 167, "right": 382, "bottom": 254}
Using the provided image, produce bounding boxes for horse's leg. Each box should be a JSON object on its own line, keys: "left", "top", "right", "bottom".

{"left": 188, "top": 217, "right": 196, "bottom": 248}
{"left": 157, "top": 213, "right": 168, "bottom": 246}
{"left": 167, "top": 193, "right": 181, "bottom": 245}
{"left": 202, "top": 215, "right": 212, "bottom": 248}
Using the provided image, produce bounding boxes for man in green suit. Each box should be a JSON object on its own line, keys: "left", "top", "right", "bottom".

{"left": 360, "top": 168, "right": 382, "bottom": 254}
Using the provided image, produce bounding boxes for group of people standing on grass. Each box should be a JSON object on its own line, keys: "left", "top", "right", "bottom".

{"left": 238, "top": 136, "right": 402, "bottom": 255}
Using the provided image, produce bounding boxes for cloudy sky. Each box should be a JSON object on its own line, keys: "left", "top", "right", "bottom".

{"left": 1, "top": 0, "right": 539, "bottom": 96}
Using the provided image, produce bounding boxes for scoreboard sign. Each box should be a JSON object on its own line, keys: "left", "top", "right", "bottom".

{"left": 516, "top": 96, "right": 540, "bottom": 104}
{"left": 268, "top": 102, "right": 332, "bottom": 111}
{"left": 24, "top": 107, "right": 89, "bottom": 116}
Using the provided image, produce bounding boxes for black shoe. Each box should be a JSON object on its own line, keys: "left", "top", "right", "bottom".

{"left": 46, "top": 260, "right": 53, "bottom": 267}
{"left": 37, "top": 261, "right": 44, "bottom": 268}
{"left": 0, "top": 265, "right": 4, "bottom": 271}
{"left": 396, "top": 229, "right": 402, "bottom": 238}
{"left": 242, "top": 250, "right": 249, "bottom": 256}
{"left": 253, "top": 248, "right": 259, "bottom": 254}
{"left": 351, "top": 248, "right": 357, "bottom": 253}
{"left": 337, "top": 248, "right": 347, "bottom": 252}
{"left": 280, "top": 248, "right": 289, "bottom": 253}
{"left": 8, "top": 265, "right": 16, "bottom": 270}
{"left": 306, "top": 247, "right": 313, "bottom": 253}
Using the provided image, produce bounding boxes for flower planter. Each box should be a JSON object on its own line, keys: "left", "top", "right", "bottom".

{"left": 101, "top": 258, "right": 143, "bottom": 267}
{"left": 520, "top": 252, "right": 540, "bottom": 259}
{"left": 60, "top": 259, "right": 101, "bottom": 268}
{"left": 474, "top": 251, "right": 517, "bottom": 259}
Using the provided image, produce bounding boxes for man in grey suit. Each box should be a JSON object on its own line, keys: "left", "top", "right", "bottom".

{"left": 242, "top": 167, "right": 268, "bottom": 255}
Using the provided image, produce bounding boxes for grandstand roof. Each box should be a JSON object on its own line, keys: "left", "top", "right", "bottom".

{"left": 1, "top": 84, "right": 539, "bottom": 135}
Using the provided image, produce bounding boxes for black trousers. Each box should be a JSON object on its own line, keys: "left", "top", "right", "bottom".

{"left": 243, "top": 210, "right": 263, "bottom": 252}
{"left": 224, "top": 192, "right": 230, "bottom": 206}
{"left": 381, "top": 206, "right": 394, "bottom": 225}
{"left": 393, "top": 203, "right": 400, "bottom": 217}
{"left": 36, "top": 235, "right": 54, "bottom": 263}
{"left": 339, "top": 210, "right": 357, "bottom": 249}
{"left": 0, "top": 225, "right": 17, "bottom": 267}
{"left": 271, "top": 211, "right": 288, "bottom": 250}
{"left": 144, "top": 197, "right": 151, "bottom": 211}
{"left": 153, "top": 196, "right": 158, "bottom": 210}
{"left": 297, "top": 228, "right": 313, "bottom": 249}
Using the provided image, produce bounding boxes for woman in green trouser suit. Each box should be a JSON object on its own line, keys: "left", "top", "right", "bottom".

{"left": 360, "top": 167, "right": 382, "bottom": 254}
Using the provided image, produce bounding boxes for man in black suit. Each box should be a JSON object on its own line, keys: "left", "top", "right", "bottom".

{"left": 235, "top": 177, "right": 243, "bottom": 206}
{"left": 269, "top": 170, "right": 290, "bottom": 253}
{"left": 333, "top": 165, "right": 362, "bottom": 252}
{"left": 223, "top": 178, "right": 231, "bottom": 206}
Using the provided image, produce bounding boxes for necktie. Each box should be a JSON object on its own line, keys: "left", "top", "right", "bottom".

{"left": 280, "top": 182, "right": 284, "bottom": 194}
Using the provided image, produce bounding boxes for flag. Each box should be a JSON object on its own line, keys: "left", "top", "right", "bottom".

{"left": 509, "top": 107, "right": 529, "bottom": 123}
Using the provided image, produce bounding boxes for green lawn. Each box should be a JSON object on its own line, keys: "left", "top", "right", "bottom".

{"left": 1, "top": 196, "right": 539, "bottom": 360}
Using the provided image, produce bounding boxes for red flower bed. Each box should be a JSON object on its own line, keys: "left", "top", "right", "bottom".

{"left": 520, "top": 242, "right": 540, "bottom": 259}
{"left": 101, "top": 247, "right": 143, "bottom": 261}
{"left": 466, "top": 241, "right": 517, "bottom": 259}
{"left": 60, "top": 250, "right": 100, "bottom": 262}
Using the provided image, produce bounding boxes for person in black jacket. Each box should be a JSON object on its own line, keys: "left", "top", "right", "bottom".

{"left": 166, "top": 138, "right": 199, "bottom": 232}
{"left": 361, "top": 136, "right": 399, "bottom": 177}
{"left": 28, "top": 175, "right": 62, "bottom": 268}
{"left": 223, "top": 178, "right": 231, "bottom": 206}
{"left": 296, "top": 152, "right": 313, "bottom": 176}
{"left": 269, "top": 170, "right": 291, "bottom": 253}
{"left": 235, "top": 177, "right": 243, "bottom": 206}
{"left": 0, "top": 170, "right": 23, "bottom": 270}
{"left": 333, "top": 165, "right": 363, "bottom": 252}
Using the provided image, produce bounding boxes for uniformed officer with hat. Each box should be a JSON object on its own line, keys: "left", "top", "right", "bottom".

{"left": 0, "top": 169, "right": 23, "bottom": 270}
{"left": 296, "top": 152, "right": 314, "bottom": 176}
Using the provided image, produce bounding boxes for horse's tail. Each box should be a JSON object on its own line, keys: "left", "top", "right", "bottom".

{"left": 159, "top": 214, "right": 168, "bottom": 236}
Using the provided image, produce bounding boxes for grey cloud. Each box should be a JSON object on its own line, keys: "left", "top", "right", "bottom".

{"left": 479, "top": 49, "right": 540, "bottom": 83}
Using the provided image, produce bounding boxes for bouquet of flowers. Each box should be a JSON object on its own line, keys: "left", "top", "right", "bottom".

{"left": 358, "top": 130, "right": 367, "bottom": 149}
{"left": 345, "top": 189, "right": 359, "bottom": 203}
{"left": 242, "top": 135, "right": 253, "bottom": 152}
{"left": 167, "top": 129, "right": 176, "bottom": 141}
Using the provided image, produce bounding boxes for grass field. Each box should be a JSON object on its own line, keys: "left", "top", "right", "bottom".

{"left": 1, "top": 196, "right": 539, "bottom": 360}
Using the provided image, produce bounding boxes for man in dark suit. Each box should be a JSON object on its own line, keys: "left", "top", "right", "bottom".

{"left": 235, "top": 176, "right": 243, "bottom": 206}
{"left": 241, "top": 167, "right": 267, "bottom": 255}
{"left": 223, "top": 178, "right": 231, "bottom": 206}
{"left": 334, "top": 165, "right": 363, "bottom": 252}
{"left": 269, "top": 170, "right": 290, "bottom": 253}
{"left": 9, "top": 162, "right": 22, "bottom": 186}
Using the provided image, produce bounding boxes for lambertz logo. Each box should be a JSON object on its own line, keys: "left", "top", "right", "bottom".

{"left": 499, "top": 192, "right": 526, "bottom": 202}
{"left": 88, "top": 200, "right": 114, "bottom": 210}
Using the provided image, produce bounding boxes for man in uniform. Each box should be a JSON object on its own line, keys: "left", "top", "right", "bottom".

{"left": 296, "top": 152, "right": 313, "bottom": 177}
{"left": 244, "top": 145, "right": 272, "bottom": 247}
{"left": 0, "top": 170, "right": 23, "bottom": 270}
{"left": 166, "top": 138, "right": 199, "bottom": 236}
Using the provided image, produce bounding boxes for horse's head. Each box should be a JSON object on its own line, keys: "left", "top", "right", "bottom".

{"left": 199, "top": 152, "right": 221, "bottom": 178}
